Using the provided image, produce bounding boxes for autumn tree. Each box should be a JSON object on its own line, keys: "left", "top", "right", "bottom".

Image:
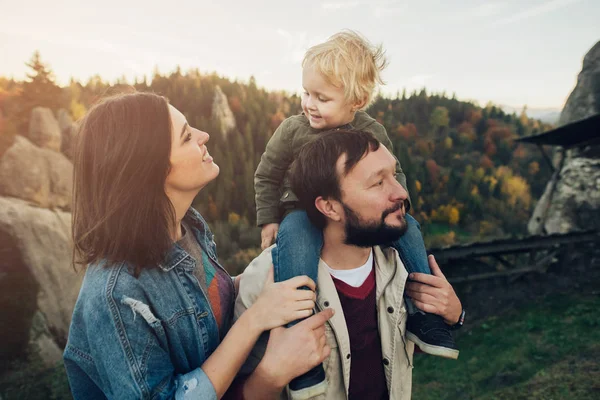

{"left": 430, "top": 106, "right": 449, "bottom": 135}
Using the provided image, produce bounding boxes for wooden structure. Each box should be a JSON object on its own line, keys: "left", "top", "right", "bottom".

{"left": 430, "top": 230, "right": 599, "bottom": 283}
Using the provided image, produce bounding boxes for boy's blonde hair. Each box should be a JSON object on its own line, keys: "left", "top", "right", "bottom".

{"left": 303, "top": 30, "right": 388, "bottom": 109}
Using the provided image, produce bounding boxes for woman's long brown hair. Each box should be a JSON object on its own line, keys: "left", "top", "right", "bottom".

{"left": 72, "top": 92, "right": 176, "bottom": 271}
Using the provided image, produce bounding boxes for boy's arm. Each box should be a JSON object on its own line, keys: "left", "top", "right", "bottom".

{"left": 255, "top": 120, "right": 294, "bottom": 226}
{"left": 370, "top": 123, "right": 413, "bottom": 211}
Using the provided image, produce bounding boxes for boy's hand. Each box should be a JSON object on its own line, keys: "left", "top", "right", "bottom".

{"left": 261, "top": 223, "right": 279, "bottom": 250}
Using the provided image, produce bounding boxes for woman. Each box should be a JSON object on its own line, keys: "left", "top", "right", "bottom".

{"left": 63, "top": 92, "right": 333, "bottom": 399}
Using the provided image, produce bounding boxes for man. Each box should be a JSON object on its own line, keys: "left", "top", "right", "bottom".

{"left": 234, "top": 130, "right": 463, "bottom": 399}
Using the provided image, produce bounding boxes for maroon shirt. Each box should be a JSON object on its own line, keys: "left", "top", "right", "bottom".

{"left": 332, "top": 268, "right": 389, "bottom": 400}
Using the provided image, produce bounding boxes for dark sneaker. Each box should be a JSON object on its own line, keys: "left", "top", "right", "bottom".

{"left": 288, "top": 364, "right": 327, "bottom": 399}
{"left": 406, "top": 312, "right": 459, "bottom": 359}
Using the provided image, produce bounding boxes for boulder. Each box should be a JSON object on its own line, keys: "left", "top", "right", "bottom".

{"left": 0, "top": 196, "right": 82, "bottom": 363}
{"left": 530, "top": 157, "right": 600, "bottom": 234}
{"left": 559, "top": 41, "right": 600, "bottom": 127}
{"left": 0, "top": 135, "right": 73, "bottom": 210}
{"left": 57, "top": 109, "right": 76, "bottom": 159}
{"left": 27, "top": 107, "right": 62, "bottom": 152}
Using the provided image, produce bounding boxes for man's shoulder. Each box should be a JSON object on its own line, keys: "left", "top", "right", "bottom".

{"left": 237, "top": 246, "right": 275, "bottom": 306}
{"left": 373, "top": 245, "right": 402, "bottom": 266}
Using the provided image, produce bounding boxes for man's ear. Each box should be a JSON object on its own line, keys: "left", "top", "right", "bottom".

{"left": 315, "top": 196, "right": 343, "bottom": 222}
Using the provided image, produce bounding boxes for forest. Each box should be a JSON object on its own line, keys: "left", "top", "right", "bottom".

{"left": 0, "top": 52, "right": 554, "bottom": 274}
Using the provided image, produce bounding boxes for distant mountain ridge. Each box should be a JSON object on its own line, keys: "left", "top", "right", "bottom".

{"left": 500, "top": 105, "right": 561, "bottom": 124}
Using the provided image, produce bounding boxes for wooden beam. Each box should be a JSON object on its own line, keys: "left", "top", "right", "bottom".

{"left": 432, "top": 230, "right": 599, "bottom": 262}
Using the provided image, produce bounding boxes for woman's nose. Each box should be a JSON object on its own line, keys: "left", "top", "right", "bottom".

{"left": 197, "top": 130, "right": 210, "bottom": 144}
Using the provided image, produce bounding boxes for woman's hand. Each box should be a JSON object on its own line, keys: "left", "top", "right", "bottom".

{"left": 249, "top": 265, "right": 317, "bottom": 332}
{"left": 261, "top": 223, "right": 279, "bottom": 250}
{"left": 249, "top": 309, "right": 334, "bottom": 396}
{"left": 405, "top": 255, "right": 462, "bottom": 325}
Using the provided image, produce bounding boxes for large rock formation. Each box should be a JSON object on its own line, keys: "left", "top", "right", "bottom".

{"left": 0, "top": 197, "right": 81, "bottom": 364}
{"left": 0, "top": 108, "right": 80, "bottom": 366}
{"left": 57, "top": 108, "right": 76, "bottom": 159}
{"left": 528, "top": 41, "right": 600, "bottom": 234}
{"left": 27, "top": 107, "right": 62, "bottom": 152}
{"left": 211, "top": 85, "right": 236, "bottom": 138}
{"left": 0, "top": 135, "right": 73, "bottom": 210}
{"left": 559, "top": 41, "right": 600, "bottom": 127}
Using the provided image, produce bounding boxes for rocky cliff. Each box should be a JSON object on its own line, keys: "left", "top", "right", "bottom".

{"left": 0, "top": 108, "right": 81, "bottom": 366}
{"left": 528, "top": 41, "right": 600, "bottom": 234}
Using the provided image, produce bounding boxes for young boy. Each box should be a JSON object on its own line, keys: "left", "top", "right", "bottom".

{"left": 254, "top": 30, "right": 459, "bottom": 396}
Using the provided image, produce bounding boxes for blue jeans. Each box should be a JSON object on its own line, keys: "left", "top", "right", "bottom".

{"left": 274, "top": 210, "right": 431, "bottom": 304}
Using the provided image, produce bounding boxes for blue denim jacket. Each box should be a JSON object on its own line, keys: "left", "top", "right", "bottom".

{"left": 64, "top": 208, "right": 231, "bottom": 400}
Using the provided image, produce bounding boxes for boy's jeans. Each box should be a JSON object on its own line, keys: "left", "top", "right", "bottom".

{"left": 274, "top": 210, "right": 431, "bottom": 287}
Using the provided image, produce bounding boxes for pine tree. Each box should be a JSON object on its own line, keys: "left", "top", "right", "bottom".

{"left": 16, "top": 51, "right": 66, "bottom": 131}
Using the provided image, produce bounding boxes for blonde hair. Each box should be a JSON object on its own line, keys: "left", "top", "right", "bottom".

{"left": 303, "top": 30, "right": 388, "bottom": 109}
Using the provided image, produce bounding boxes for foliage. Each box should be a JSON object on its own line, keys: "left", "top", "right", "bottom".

{"left": 1, "top": 52, "right": 555, "bottom": 262}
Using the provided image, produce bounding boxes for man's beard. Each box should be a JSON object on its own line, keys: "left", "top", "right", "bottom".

{"left": 342, "top": 201, "right": 408, "bottom": 248}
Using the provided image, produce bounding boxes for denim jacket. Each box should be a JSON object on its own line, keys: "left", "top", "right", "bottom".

{"left": 64, "top": 208, "right": 232, "bottom": 400}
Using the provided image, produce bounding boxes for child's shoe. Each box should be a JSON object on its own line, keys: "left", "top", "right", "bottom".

{"left": 406, "top": 312, "right": 459, "bottom": 359}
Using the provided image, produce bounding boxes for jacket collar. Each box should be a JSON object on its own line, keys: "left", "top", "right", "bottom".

{"left": 158, "top": 208, "right": 214, "bottom": 272}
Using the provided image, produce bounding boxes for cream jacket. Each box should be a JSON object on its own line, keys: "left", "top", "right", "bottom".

{"left": 234, "top": 245, "right": 414, "bottom": 399}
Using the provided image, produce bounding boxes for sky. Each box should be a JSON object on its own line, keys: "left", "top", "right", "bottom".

{"left": 1, "top": 0, "right": 598, "bottom": 110}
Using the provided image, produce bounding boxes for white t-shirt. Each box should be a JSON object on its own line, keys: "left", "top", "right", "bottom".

{"left": 324, "top": 249, "right": 373, "bottom": 288}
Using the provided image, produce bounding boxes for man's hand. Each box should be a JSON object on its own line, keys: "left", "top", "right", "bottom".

{"left": 405, "top": 255, "right": 462, "bottom": 325}
{"left": 261, "top": 223, "right": 279, "bottom": 250}
{"left": 243, "top": 309, "right": 334, "bottom": 399}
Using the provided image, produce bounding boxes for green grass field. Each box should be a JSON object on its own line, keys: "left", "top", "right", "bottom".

{"left": 412, "top": 292, "right": 600, "bottom": 399}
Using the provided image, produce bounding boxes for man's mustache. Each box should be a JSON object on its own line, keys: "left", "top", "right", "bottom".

{"left": 382, "top": 201, "right": 403, "bottom": 220}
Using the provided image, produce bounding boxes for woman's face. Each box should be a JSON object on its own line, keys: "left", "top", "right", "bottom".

{"left": 164, "top": 105, "right": 220, "bottom": 197}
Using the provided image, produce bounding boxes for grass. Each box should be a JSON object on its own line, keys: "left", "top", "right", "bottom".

{"left": 2, "top": 292, "right": 598, "bottom": 399}
{"left": 412, "top": 292, "right": 600, "bottom": 400}
{"left": 0, "top": 354, "right": 71, "bottom": 400}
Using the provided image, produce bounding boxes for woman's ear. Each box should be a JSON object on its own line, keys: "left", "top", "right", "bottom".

{"left": 315, "top": 196, "right": 343, "bottom": 222}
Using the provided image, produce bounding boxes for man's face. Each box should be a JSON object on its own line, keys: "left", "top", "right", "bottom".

{"left": 336, "top": 146, "right": 409, "bottom": 247}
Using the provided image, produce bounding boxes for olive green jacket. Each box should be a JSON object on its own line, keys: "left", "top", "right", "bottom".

{"left": 254, "top": 111, "right": 410, "bottom": 226}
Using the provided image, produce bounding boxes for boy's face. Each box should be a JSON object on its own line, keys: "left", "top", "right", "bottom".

{"left": 302, "top": 66, "right": 357, "bottom": 130}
